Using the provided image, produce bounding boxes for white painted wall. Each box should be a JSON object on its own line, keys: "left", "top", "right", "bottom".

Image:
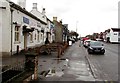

{"left": 106, "top": 29, "right": 119, "bottom": 43}
{"left": 0, "top": 0, "right": 11, "bottom": 55}
{"left": 110, "top": 30, "right": 119, "bottom": 43}
{"left": 30, "top": 9, "right": 47, "bottom": 24}
{"left": 0, "top": 0, "right": 2, "bottom": 55}
{"left": 0, "top": 1, "right": 49, "bottom": 56}
{"left": 30, "top": 4, "right": 49, "bottom": 43}
{"left": 12, "top": 8, "right": 45, "bottom": 52}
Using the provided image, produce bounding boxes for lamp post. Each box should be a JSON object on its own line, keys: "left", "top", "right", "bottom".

{"left": 76, "top": 21, "right": 78, "bottom": 33}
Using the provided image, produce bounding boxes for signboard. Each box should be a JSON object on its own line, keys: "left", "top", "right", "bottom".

{"left": 23, "top": 17, "right": 29, "bottom": 24}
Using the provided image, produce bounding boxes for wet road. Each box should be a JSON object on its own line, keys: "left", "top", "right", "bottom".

{"left": 83, "top": 42, "right": 118, "bottom": 81}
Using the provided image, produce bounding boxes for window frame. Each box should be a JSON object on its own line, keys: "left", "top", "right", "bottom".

{"left": 30, "top": 32, "right": 33, "bottom": 43}
{"left": 14, "top": 26, "right": 20, "bottom": 43}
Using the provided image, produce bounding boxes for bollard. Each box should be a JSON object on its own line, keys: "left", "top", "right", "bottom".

{"left": 25, "top": 52, "right": 38, "bottom": 80}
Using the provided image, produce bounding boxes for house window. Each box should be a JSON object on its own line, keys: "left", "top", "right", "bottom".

{"left": 35, "top": 33, "right": 36, "bottom": 40}
{"left": 119, "top": 32, "right": 120, "bottom": 36}
{"left": 41, "top": 33, "right": 43, "bottom": 40}
{"left": 30, "top": 32, "right": 33, "bottom": 42}
{"left": 114, "top": 33, "right": 117, "bottom": 35}
{"left": 118, "top": 38, "right": 120, "bottom": 42}
{"left": 15, "top": 26, "right": 20, "bottom": 42}
{"left": 37, "top": 31, "right": 40, "bottom": 42}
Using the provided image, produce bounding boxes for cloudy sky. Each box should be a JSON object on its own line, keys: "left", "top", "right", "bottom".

{"left": 11, "top": 0, "right": 119, "bottom": 37}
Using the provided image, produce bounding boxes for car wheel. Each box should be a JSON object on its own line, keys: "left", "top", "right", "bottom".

{"left": 88, "top": 51, "right": 91, "bottom": 54}
{"left": 101, "top": 50, "right": 105, "bottom": 55}
{"left": 101, "top": 52, "right": 105, "bottom": 55}
{"left": 88, "top": 52, "right": 91, "bottom": 54}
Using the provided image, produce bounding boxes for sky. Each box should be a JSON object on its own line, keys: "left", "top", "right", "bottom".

{"left": 11, "top": 0, "right": 119, "bottom": 37}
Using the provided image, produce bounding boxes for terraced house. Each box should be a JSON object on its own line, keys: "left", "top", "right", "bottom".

{"left": 0, "top": 0, "right": 54, "bottom": 57}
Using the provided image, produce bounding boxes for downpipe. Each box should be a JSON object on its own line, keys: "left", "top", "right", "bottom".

{"left": 10, "top": 8, "right": 13, "bottom": 56}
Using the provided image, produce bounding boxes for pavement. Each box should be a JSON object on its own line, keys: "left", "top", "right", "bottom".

{"left": 1, "top": 41, "right": 96, "bottom": 81}
{"left": 36, "top": 41, "right": 95, "bottom": 81}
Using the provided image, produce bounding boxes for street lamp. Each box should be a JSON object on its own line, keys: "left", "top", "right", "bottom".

{"left": 76, "top": 21, "right": 78, "bottom": 33}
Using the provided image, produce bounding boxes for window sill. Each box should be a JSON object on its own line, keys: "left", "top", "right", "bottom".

{"left": 30, "top": 41, "right": 33, "bottom": 43}
{"left": 14, "top": 41, "right": 21, "bottom": 44}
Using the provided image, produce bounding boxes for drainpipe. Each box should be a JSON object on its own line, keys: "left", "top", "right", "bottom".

{"left": 10, "top": 8, "right": 13, "bottom": 56}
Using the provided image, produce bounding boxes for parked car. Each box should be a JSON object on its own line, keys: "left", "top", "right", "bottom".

{"left": 87, "top": 41, "right": 105, "bottom": 54}
{"left": 96, "top": 38, "right": 103, "bottom": 41}
{"left": 83, "top": 39, "right": 92, "bottom": 48}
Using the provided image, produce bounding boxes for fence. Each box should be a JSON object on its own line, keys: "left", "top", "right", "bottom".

{"left": 1, "top": 58, "right": 36, "bottom": 83}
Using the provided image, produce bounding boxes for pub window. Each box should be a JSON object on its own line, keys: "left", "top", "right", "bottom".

{"left": 37, "top": 31, "right": 40, "bottom": 42}
{"left": 15, "top": 26, "right": 20, "bottom": 42}
{"left": 35, "top": 33, "right": 36, "bottom": 40}
{"left": 30, "top": 32, "right": 33, "bottom": 42}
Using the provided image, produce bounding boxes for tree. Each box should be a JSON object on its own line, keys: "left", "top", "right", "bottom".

{"left": 69, "top": 31, "right": 79, "bottom": 38}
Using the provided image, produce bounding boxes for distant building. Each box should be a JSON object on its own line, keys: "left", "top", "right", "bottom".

{"left": 47, "top": 18, "right": 55, "bottom": 43}
{"left": 63, "top": 24, "right": 69, "bottom": 42}
{"left": 30, "top": 3, "right": 48, "bottom": 42}
{"left": 30, "top": 3, "right": 54, "bottom": 43}
{"left": 105, "top": 28, "right": 120, "bottom": 43}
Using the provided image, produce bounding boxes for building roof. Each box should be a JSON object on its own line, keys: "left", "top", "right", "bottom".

{"left": 111, "top": 28, "right": 120, "bottom": 32}
{"left": 47, "top": 18, "right": 53, "bottom": 24}
{"left": 8, "top": 1, "right": 47, "bottom": 25}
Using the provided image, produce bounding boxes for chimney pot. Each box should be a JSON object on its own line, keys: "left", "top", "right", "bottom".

{"left": 42, "top": 8, "right": 46, "bottom": 15}
{"left": 17, "top": 0, "right": 26, "bottom": 9}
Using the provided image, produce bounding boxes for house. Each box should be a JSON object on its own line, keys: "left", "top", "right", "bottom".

{"left": 30, "top": 3, "right": 54, "bottom": 43}
{"left": 47, "top": 18, "right": 55, "bottom": 43}
{"left": 53, "top": 17, "right": 63, "bottom": 42}
{"left": 63, "top": 24, "right": 69, "bottom": 42}
{"left": 105, "top": 28, "right": 120, "bottom": 43}
{"left": 30, "top": 3, "right": 47, "bottom": 42}
{"left": 0, "top": 0, "right": 48, "bottom": 57}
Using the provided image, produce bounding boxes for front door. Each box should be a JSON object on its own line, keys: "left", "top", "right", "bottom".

{"left": 24, "top": 33, "right": 27, "bottom": 50}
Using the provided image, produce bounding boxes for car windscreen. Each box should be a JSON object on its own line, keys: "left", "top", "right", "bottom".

{"left": 90, "top": 41, "right": 103, "bottom": 46}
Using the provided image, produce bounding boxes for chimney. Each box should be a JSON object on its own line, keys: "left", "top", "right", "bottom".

{"left": 32, "top": 3, "right": 37, "bottom": 10}
{"left": 53, "top": 17, "right": 57, "bottom": 21}
{"left": 17, "top": 0, "right": 26, "bottom": 9}
{"left": 42, "top": 8, "right": 46, "bottom": 15}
